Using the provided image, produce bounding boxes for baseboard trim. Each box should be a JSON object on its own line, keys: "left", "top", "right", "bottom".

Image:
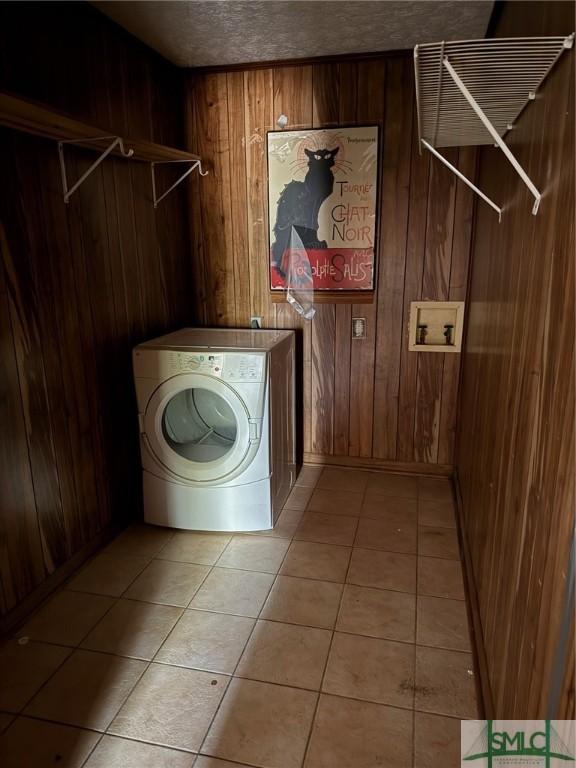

{"left": 453, "top": 469, "right": 494, "bottom": 717}
{"left": 303, "top": 453, "right": 453, "bottom": 477}
{"left": 0, "top": 522, "right": 120, "bottom": 637}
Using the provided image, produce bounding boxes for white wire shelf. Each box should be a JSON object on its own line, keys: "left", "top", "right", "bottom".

{"left": 414, "top": 34, "right": 574, "bottom": 218}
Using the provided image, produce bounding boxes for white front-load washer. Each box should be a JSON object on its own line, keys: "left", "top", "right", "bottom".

{"left": 133, "top": 328, "right": 296, "bottom": 531}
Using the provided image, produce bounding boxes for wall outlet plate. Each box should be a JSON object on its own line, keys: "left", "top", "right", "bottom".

{"left": 250, "top": 316, "right": 262, "bottom": 329}
{"left": 352, "top": 317, "right": 366, "bottom": 339}
{"left": 408, "top": 301, "right": 465, "bottom": 352}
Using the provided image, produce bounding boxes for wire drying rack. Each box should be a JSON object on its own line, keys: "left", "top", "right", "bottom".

{"left": 414, "top": 34, "right": 574, "bottom": 219}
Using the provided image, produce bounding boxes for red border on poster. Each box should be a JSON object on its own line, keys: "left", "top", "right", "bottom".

{"left": 270, "top": 248, "right": 374, "bottom": 291}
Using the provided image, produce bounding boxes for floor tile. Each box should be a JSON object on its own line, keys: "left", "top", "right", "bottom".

{"left": 109, "top": 663, "right": 227, "bottom": 752}
{"left": 25, "top": 649, "right": 145, "bottom": 730}
{"left": 360, "top": 494, "right": 418, "bottom": 522}
{"left": 323, "top": 632, "right": 414, "bottom": 708}
{"left": 84, "top": 735, "right": 195, "bottom": 767}
{"left": 419, "top": 526, "right": 460, "bottom": 559}
{"left": 365, "top": 472, "right": 419, "bottom": 499}
{"left": 195, "top": 758, "right": 253, "bottom": 768}
{"left": 158, "top": 532, "right": 231, "bottom": 565}
{"left": 81, "top": 599, "right": 182, "bottom": 660}
{"left": 414, "top": 712, "right": 462, "bottom": 768}
{"left": 0, "top": 640, "right": 70, "bottom": 713}
{"left": 280, "top": 541, "right": 351, "bottom": 582}
{"left": 418, "top": 556, "right": 465, "bottom": 600}
{"left": 417, "top": 596, "right": 471, "bottom": 651}
{"left": 217, "top": 535, "right": 289, "bottom": 573}
{"left": 355, "top": 517, "right": 417, "bottom": 553}
{"left": 0, "top": 714, "right": 13, "bottom": 734}
{"left": 347, "top": 548, "right": 417, "bottom": 593}
{"left": 0, "top": 717, "right": 100, "bottom": 768}
{"left": 415, "top": 646, "right": 478, "bottom": 718}
{"left": 124, "top": 560, "right": 210, "bottom": 607}
{"left": 261, "top": 575, "right": 342, "bottom": 629}
{"left": 294, "top": 512, "right": 358, "bottom": 546}
{"left": 155, "top": 610, "right": 254, "bottom": 673}
{"left": 418, "top": 499, "right": 456, "bottom": 528}
{"left": 17, "top": 591, "right": 114, "bottom": 647}
{"left": 203, "top": 678, "right": 317, "bottom": 768}
{"left": 295, "top": 464, "right": 323, "bottom": 487}
{"left": 304, "top": 693, "right": 413, "bottom": 768}
{"left": 66, "top": 553, "right": 149, "bottom": 597}
{"left": 189, "top": 568, "right": 274, "bottom": 618}
{"left": 418, "top": 476, "right": 453, "bottom": 503}
{"left": 236, "top": 619, "right": 331, "bottom": 690}
{"left": 307, "top": 488, "right": 363, "bottom": 516}
{"left": 104, "top": 524, "right": 173, "bottom": 559}
{"left": 275, "top": 507, "right": 305, "bottom": 524}
{"left": 248, "top": 509, "right": 300, "bottom": 539}
{"left": 316, "top": 467, "right": 370, "bottom": 494}
{"left": 336, "top": 584, "right": 415, "bottom": 642}
{"left": 284, "top": 484, "right": 314, "bottom": 511}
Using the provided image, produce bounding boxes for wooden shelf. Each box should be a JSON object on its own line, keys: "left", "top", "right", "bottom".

{"left": 270, "top": 290, "right": 375, "bottom": 305}
{"left": 0, "top": 90, "right": 199, "bottom": 163}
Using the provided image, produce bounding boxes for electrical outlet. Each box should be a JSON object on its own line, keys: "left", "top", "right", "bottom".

{"left": 250, "top": 316, "right": 262, "bottom": 329}
{"left": 352, "top": 317, "right": 366, "bottom": 339}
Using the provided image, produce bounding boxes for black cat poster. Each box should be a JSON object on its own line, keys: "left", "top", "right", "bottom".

{"left": 267, "top": 126, "right": 378, "bottom": 291}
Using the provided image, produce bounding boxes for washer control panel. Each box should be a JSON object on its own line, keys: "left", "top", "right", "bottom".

{"left": 166, "top": 352, "right": 224, "bottom": 377}
{"left": 134, "top": 349, "right": 266, "bottom": 384}
{"left": 222, "top": 353, "right": 265, "bottom": 383}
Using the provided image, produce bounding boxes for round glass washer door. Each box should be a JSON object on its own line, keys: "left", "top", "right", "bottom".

{"left": 144, "top": 374, "right": 253, "bottom": 483}
{"left": 163, "top": 388, "right": 237, "bottom": 463}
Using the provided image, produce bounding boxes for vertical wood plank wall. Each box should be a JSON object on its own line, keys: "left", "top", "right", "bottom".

{"left": 0, "top": 5, "right": 191, "bottom": 624}
{"left": 186, "top": 55, "right": 476, "bottom": 471}
{"left": 456, "top": 1, "right": 575, "bottom": 717}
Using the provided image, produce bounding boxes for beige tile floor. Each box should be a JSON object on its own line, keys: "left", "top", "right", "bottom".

{"left": 0, "top": 467, "right": 478, "bottom": 768}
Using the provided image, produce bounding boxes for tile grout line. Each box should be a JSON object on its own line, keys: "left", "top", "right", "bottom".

{"left": 299, "top": 474, "right": 365, "bottom": 768}
{"left": 193, "top": 496, "right": 311, "bottom": 765}
{"left": 143, "top": 547, "right": 229, "bottom": 672}
{"left": 5, "top": 536, "right": 179, "bottom": 768}
{"left": 10, "top": 619, "right": 474, "bottom": 667}
{"left": 5, "top": 472, "right": 462, "bottom": 764}
{"left": 82, "top": 537, "right": 218, "bottom": 763}
{"left": 412, "top": 484, "right": 422, "bottom": 768}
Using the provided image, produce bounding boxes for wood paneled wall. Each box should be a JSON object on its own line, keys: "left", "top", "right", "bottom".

{"left": 0, "top": 4, "right": 191, "bottom": 624}
{"left": 456, "top": 1, "right": 575, "bottom": 717}
{"left": 186, "top": 56, "right": 476, "bottom": 470}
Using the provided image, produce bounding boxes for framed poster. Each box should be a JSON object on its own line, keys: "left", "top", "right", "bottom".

{"left": 267, "top": 125, "right": 379, "bottom": 293}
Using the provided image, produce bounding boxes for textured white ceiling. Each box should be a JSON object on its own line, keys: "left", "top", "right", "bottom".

{"left": 92, "top": 1, "right": 494, "bottom": 68}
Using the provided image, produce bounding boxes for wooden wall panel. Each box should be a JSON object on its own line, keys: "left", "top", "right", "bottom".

{"left": 188, "top": 53, "right": 476, "bottom": 468}
{"left": 310, "top": 64, "right": 336, "bottom": 456}
{"left": 0, "top": 4, "right": 191, "bottom": 624}
{"left": 272, "top": 66, "right": 314, "bottom": 455}
{"left": 244, "top": 68, "right": 276, "bottom": 329}
{"left": 456, "top": 0, "right": 575, "bottom": 718}
{"left": 373, "top": 57, "right": 413, "bottom": 460}
{"left": 348, "top": 60, "right": 384, "bottom": 459}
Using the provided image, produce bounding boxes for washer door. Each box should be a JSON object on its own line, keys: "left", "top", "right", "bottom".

{"left": 144, "top": 373, "right": 253, "bottom": 483}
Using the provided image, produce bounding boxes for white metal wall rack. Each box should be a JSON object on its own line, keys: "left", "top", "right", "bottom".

{"left": 151, "top": 159, "right": 208, "bottom": 208}
{"left": 414, "top": 34, "right": 574, "bottom": 220}
{"left": 58, "top": 136, "right": 134, "bottom": 204}
{"left": 0, "top": 90, "right": 207, "bottom": 205}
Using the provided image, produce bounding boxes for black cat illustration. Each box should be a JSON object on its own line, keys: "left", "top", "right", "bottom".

{"left": 271, "top": 147, "right": 339, "bottom": 276}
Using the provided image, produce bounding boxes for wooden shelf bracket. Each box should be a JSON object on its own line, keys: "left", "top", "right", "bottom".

{"left": 58, "top": 135, "right": 134, "bottom": 203}
{"left": 151, "top": 159, "right": 208, "bottom": 208}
